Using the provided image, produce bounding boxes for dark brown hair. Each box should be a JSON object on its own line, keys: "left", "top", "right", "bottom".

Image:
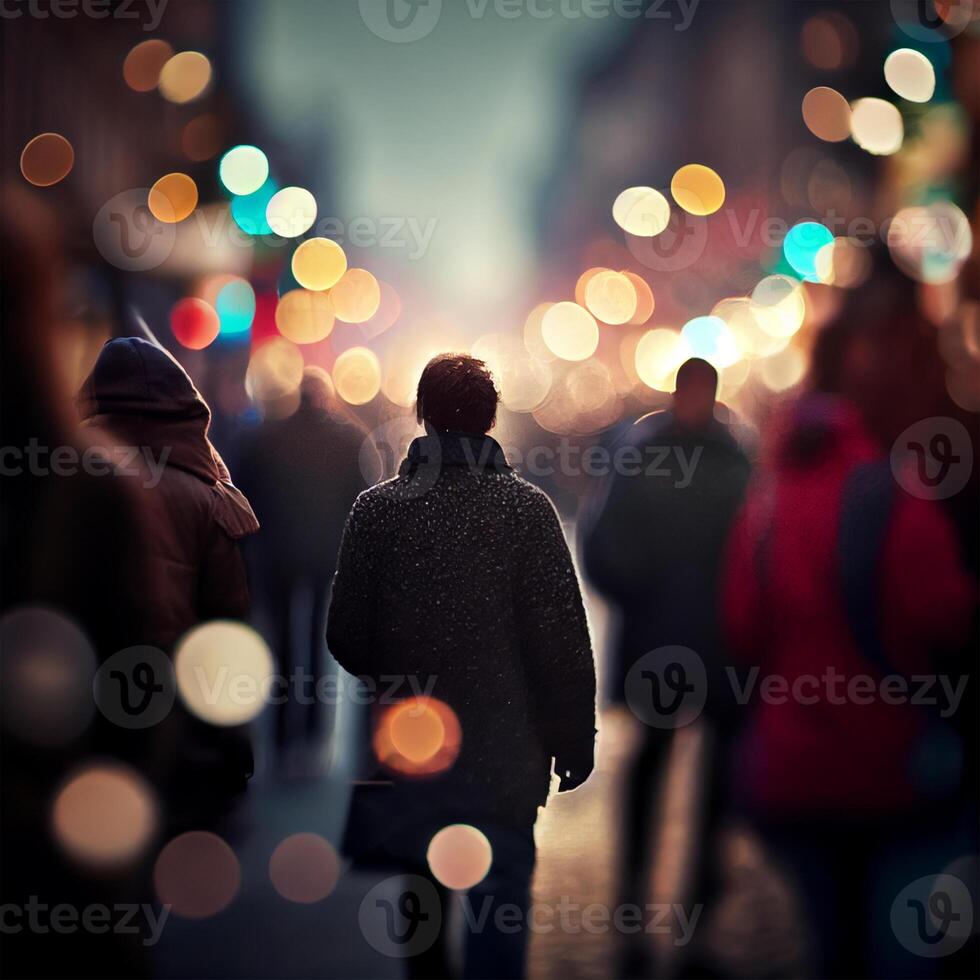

{"left": 416, "top": 353, "right": 499, "bottom": 435}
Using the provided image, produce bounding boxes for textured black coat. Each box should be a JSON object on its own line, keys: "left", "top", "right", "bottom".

{"left": 327, "top": 433, "right": 596, "bottom": 842}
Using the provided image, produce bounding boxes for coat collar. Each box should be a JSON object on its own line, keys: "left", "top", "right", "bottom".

{"left": 399, "top": 433, "right": 512, "bottom": 476}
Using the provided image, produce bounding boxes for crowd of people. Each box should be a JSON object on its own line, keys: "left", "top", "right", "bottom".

{"left": 2, "top": 183, "right": 977, "bottom": 980}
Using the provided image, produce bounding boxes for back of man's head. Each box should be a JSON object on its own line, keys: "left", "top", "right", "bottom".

{"left": 673, "top": 357, "right": 718, "bottom": 429}
{"left": 416, "top": 353, "right": 499, "bottom": 435}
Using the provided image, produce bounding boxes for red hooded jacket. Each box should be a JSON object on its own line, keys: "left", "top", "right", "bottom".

{"left": 722, "top": 396, "right": 975, "bottom": 817}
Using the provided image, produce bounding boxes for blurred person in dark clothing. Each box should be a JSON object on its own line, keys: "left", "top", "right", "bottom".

{"left": 722, "top": 261, "right": 977, "bottom": 979}
{"left": 1, "top": 188, "right": 154, "bottom": 978}
{"left": 328, "top": 353, "right": 597, "bottom": 979}
{"left": 237, "top": 366, "right": 376, "bottom": 772}
{"left": 582, "top": 356, "right": 751, "bottom": 976}
{"left": 78, "top": 336, "right": 260, "bottom": 822}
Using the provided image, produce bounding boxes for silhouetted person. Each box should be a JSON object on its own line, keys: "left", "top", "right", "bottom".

{"left": 722, "top": 263, "right": 976, "bottom": 979}
{"left": 583, "top": 357, "right": 750, "bottom": 976}
{"left": 78, "top": 337, "right": 260, "bottom": 824}
{"left": 1, "top": 189, "right": 153, "bottom": 978}
{"left": 237, "top": 367, "right": 377, "bottom": 772}
{"left": 328, "top": 353, "right": 596, "bottom": 979}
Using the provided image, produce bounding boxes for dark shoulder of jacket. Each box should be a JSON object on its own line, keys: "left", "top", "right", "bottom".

{"left": 506, "top": 474, "right": 560, "bottom": 520}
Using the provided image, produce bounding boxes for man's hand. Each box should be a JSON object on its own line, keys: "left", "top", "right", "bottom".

{"left": 555, "top": 737, "right": 596, "bottom": 792}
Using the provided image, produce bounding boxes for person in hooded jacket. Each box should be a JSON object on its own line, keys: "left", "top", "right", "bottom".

{"left": 721, "top": 259, "right": 976, "bottom": 978}
{"left": 78, "top": 336, "right": 260, "bottom": 822}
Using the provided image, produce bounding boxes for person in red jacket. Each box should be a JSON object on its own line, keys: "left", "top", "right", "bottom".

{"left": 722, "top": 265, "right": 976, "bottom": 978}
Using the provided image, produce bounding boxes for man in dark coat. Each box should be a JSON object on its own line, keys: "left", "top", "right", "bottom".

{"left": 582, "top": 357, "right": 750, "bottom": 976}
{"left": 328, "top": 353, "right": 596, "bottom": 979}
{"left": 78, "top": 336, "right": 260, "bottom": 818}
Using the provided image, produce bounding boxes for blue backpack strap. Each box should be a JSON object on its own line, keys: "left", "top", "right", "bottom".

{"left": 838, "top": 460, "right": 896, "bottom": 676}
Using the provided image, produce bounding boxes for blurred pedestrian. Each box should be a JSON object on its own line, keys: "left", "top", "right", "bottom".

{"left": 722, "top": 263, "right": 977, "bottom": 978}
{"left": 582, "top": 356, "right": 751, "bottom": 976}
{"left": 237, "top": 366, "right": 378, "bottom": 774}
{"left": 78, "top": 336, "right": 260, "bottom": 825}
{"left": 0, "top": 188, "right": 153, "bottom": 978}
{"left": 328, "top": 353, "right": 597, "bottom": 979}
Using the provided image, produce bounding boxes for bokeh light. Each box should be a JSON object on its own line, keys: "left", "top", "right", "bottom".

{"left": 231, "top": 177, "right": 277, "bottom": 235}
{"left": 850, "top": 97, "right": 904, "bottom": 155}
{"left": 123, "top": 39, "right": 173, "bottom": 92}
{"left": 20, "top": 133, "right": 74, "bottom": 187}
{"left": 171, "top": 297, "right": 220, "bottom": 350}
{"left": 275, "top": 289, "right": 335, "bottom": 344}
{"left": 360, "top": 280, "right": 401, "bottom": 340}
{"left": 680, "top": 315, "right": 739, "bottom": 368}
{"left": 574, "top": 267, "right": 605, "bottom": 307}
{"left": 333, "top": 347, "right": 382, "bottom": 405}
{"left": 583, "top": 269, "right": 637, "bottom": 325}
{"left": 219, "top": 145, "right": 269, "bottom": 196}
{"left": 216, "top": 278, "right": 256, "bottom": 337}
{"left": 427, "top": 825, "right": 493, "bottom": 891}
{"left": 887, "top": 202, "right": 972, "bottom": 284}
{"left": 884, "top": 48, "right": 936, "bottom": 103}
{"left": 751, "top": 275, "right": 807, "bottom": 338}
{"left": 612, "top": 186, "right": 671, "bottom": 237}
{"left": 53, "top": 765, "right": 157, "bottom": 869}
{"left": 541, "top": 302, "right": 599, "bottom": 361}
{"left": 635, "top": 328, "right": 690, "bottom": 392}
{"left": 154, "top": 831, "right": 241, "bottom": 919}
{"left": 247, "top": 337, "right": 306, "bottom": 405}
{"left": 759, "top": 346, "right": 807, "bottom": 391}
{"left": 523, "top": 302, "right": 556, "bottom": 362}
{"left": 800, "top": 11, "right": 858, "bottom": 70}
{"left": 623, "top": 272, "right": 655, "bottom": 325}
{"left": 472, "top": 333, "right": 552, "bottom": 412}
{"left": 266, "top": 186, "right": 317, "bottom": 238}
{"left": 291, "top": 237, "right": 347, "bottom": 291}
{"left": 0, "top": 607, "right": 96, "bottom": 747}
{"left": 158, "top": 51, "right": 212, "bottom": 104}
{"left": 269, "top": 834, "right": 341, "bottom": 904}
{"left": 802, "top": 86, "right": 852, "bottom": 142}
{"left": 330, "top": 268, "right": 381, "bottom": 323}
{"left": 174, "top": 620, "right": 274, "bottom": 726}
{"left": 148, "top": 172, "right": 198, "bottom": 223}
{"left": 182, "top": 113, "right": 223, "bottom": 162}
{"left": 711, "top": 297, "right": 788, "bottom": 358}
{"left": 670, "top": 164, "right": 726, "bottom": 216}
{"left": 783, "top": 221, "right": 834, "bottom": 282}
{"left": 373, "top": 697, "right": 462, "bottom": 777}
{"left": 814, "top": 237, "right": 872, "bottom": 287}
